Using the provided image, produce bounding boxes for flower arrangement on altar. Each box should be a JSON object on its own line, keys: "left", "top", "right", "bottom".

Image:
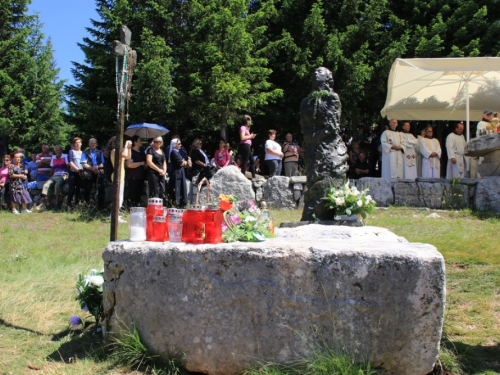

{"left": 72, "top": 268, "right": 105, "bottom": 328}
{"left": 321, "top": 181, "right": 376, "bottom": 219}
{"left": 218, "top": 194, "right": 274, "bottom": 242}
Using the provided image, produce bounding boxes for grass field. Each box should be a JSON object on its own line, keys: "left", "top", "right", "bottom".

{"left": 0, "top": 207, "right": 499, "bottom": 374}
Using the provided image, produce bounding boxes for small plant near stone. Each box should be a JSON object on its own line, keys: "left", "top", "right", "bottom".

{"left": 322, "top": 181, "right": 376, "bottom": 219}
{"left": 442, "top": 178, "right": 465, "bottom": 210}
{"left": 243, "top": 349, "right": 376, "bottom": 375}
{"left": 109, "top": 323, "right": 184, "bottom": 374}
{"left": 73, "top": 268, "right": 105, "bottom": 328}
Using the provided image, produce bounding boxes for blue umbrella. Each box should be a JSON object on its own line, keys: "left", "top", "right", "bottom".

{"left": 124, "top": 123, "right": 169, "bottom": 138}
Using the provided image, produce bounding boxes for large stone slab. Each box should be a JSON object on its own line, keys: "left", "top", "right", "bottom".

{"left": 465, "top": 133, "right": 500, "bottom": 157}
{"left": 474, "top": 176, "right": 500, "bottom": 213}
{"left": 356, "top": 177, "right": 393, "bottom": 207}
{"left": 103, "top": 226, "right": 444, "bottom": 375}
{"left": 417, "top": 179, "right": 448, "bottom": 209}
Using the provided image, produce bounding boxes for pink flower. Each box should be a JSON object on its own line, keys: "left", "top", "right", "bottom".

{"left": 231, "top": 215, "right": 242, "bottom": 225}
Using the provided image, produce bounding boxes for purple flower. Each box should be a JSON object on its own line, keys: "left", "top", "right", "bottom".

{"left": 70, "top": 316, "right": 82, "bottom": 328}
{"left": 82, "top": 305, "right": 89, "bottom": 313}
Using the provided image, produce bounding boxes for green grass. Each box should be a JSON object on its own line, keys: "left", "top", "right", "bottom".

{"left": 0, "top": 207, "right": 499, "bottom": 374}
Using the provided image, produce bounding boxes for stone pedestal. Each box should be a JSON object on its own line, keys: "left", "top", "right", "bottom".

{"left": 465, "top": 133, "right": 500, "bottom": 177}
{"left": 103, "top": 226, "right": 444, "bottom": 375}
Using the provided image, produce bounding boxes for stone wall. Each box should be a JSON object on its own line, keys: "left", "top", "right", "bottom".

{"left": 191, "top": 167, "right": 498, "bottom": 213}
{"left": 103, "top": 225, "right": 445, "bottom": 375}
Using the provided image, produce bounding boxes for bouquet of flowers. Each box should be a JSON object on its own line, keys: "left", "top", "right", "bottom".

{"left": 321, "top": 181, "right": 376, "bottom": 219}
{"left": 74, "top": 268, "right": 105, "bottom": 327}
{"left": 218, "top": 194, "right": 273, "bottom": 242}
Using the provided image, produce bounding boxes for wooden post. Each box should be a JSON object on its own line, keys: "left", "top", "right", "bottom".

{"left": 111, "top": 26, "right": 136, "bottom": 241}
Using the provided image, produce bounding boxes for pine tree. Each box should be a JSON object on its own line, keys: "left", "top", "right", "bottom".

{"left": 0, "top": 1, "right": 68, "bottom": 152}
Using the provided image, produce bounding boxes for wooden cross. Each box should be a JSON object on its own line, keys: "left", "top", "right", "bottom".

{"left": 110, "top": 26, "right": 137, "bottom": 241}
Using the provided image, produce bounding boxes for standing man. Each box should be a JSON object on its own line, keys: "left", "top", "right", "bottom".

{"left": 35, "top": 144, "right": 53, "bottom": 189}
{"left": 400, "top": 121, "right": 418, "bottom": 180}
{"left": 475, "top": 109, "right": 493, "bottom": 138}
{"left": 421, "top": 126, "right": 442, "bottom": 178}
{"left": 282, "top": 133, "right": 300, "bottom": 177}
{"left": 81, "top": 138, "right": 105, "bottom": 209}
{"left": 380, "top": 119, "right": 404, "bottom": 179}
{"left": 416, "top": 126, "right": 426, "bottom": 178}
{"left": 446, "top": 122, "right": 467, "bottom": 179}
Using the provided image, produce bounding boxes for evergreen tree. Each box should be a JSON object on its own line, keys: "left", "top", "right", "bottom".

{"left": 0, "top": 0, "right": 68, "bottom": 151}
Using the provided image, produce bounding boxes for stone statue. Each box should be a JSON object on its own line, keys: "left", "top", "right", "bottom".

{"left": 300, "top": 67, "right": 348, "bottom": 221}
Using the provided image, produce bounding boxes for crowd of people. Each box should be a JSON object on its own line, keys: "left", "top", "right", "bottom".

{"left": 2, "top": 112, "right": 495, "bottom": 215}
{"left": 350, "top": 109, "right": 498, "bottom": 181}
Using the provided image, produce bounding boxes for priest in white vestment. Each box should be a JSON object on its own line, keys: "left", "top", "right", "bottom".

{"left": 400, "top": 121, "right": 418, "bottom": 180}
{"left": 416, "top": 128, "right": 426, "bottom": 178}
{"left": 381, "top": 119, "right": 404, "bottom": 179}
{"left": 421, "top": 126, "right": 442, "bottom": 178}
{"left": 446, "top": 122, "right": 467, "bottom": 179}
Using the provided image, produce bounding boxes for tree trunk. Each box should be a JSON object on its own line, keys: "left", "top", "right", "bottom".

{"left": 220, "top": 111, "right": 227, "bottom": 141}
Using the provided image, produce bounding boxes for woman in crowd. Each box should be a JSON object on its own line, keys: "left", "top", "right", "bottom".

{"left": 264, "top": 129, "right": 284, "bottom": 177}
{"left": 126, "top": 135, "right": 147, "bottom": 207}
{"left": 214, "top": 138, "right": 230, "bottom": 169}
{"left": 1, "top": 154, "right": 11, "bottom": 209}
{"left": 238, "top": 114, "right": 256, "bottom": 179}
{"left": 8, "top": 152, "right": 32, "bottom": 214}
{"left": 67, "top": 137, "right": 83, "bottom": 211}
{"left": 146, "top": 136, "right": 167, "bottom": 199}
{"left": 167, "top": 137, "right": 188, "bottom": 207}
{"left": 190, "top": 138, "right": 212, "bottom": 187}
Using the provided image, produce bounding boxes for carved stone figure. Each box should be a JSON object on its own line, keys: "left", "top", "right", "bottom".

{"left": 300, "top": 67, "right": 348, "bottom": 220}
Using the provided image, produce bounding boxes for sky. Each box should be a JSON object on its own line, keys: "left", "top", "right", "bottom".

{"left": 28, "top": 0, "right": 100, "bottom": 87}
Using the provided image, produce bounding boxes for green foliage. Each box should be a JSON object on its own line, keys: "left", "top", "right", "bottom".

{"left": 244, "top": 348, "right": 376, "bottom": 375}
{"left": 110, "top": 323, "right": 183, "bottom": 374}
{"left": 321, "top": 181, "right": 376, "bottom": 219}
{"left": 0, "top": 3, "right": 68, "bottom": 151}
{"left": 75, "top": 268, "right": 104, "bottom": 326}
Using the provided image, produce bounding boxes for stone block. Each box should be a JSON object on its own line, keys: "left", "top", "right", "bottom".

{"left": 417, "top": 179, "right": 448, "bottom": 209}
{"left": 262, "top": 176, "right": 295, "bottom": 210}
{"left": 393, "top": 180, "right": 420, "bottom": 206}
{"left": 465, "top": 133, "right": 500, "bottom": 157}
{"left": 290, "top": 176, "right": 307, "bottom": 184}
{"left": 293, "top": 183, "right": 303, "bottom": 191}
{"left": 293, "top": 190, "right": 302, "bottom": 201}
{"left": 196, "top": 166, "right": 255, "bottom": 205}
{"left": 474, "top": 176, "right": 500, "bottom": 213}
{"left": 255, "top": 187, "right": 263, "bottom": 202}
{"left": 356, "top": 178, "right": 393, "bottom": 207}
{"left": 103, "top": 226, "right": 444, "bottom": 375}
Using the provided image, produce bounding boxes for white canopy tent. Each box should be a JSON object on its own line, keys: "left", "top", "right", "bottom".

{"left": 380, "top": 57, "right": 500, "bottom": 140}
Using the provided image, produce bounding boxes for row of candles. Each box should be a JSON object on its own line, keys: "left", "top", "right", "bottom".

{"left": 129, "top": 198, "right": 224, "bottom": 244}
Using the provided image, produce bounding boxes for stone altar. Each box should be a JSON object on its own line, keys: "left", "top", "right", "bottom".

{"left": 102, "top": 225, "right": 445, "bottom": 375}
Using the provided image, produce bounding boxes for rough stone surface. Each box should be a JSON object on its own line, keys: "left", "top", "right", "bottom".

{"left": 417, "top": 179, "right": 448, "bottom": 209}
{"left": 293, "top": 183, "right": 304, "bottom": 191}
{"left": 478, "top": 150, "right": 500, "bottom": 177}
{"left": 290, "top": 176, "right": 307, "bottom": 184}
{"left": 262, "top": 176, "right": 295, "bottom": 209}
{"left": 393, "top": 180, "right": 421, "bottom": 206}
{"left": 474, "top": 176, "right": 500, "bottom": 213}
{"left": 293, "top": 190, "right": 302, "bottom": 201}
{"left": 465, "top": 133, "right": 500, "bottom": 157}
{"left": 103, "top": 227, "right": 444, "bottom": 375}
{"left": 301, "top": 178, "right": 343, "bottom": 221}
{"left": 196, "top": 166, "right": 255, "bottom": 205}
{"left": 356, "top": 178, "right": 393, "bottom": 207}
{"left": 255, "top": 187, "right": 263, "bottom": 202}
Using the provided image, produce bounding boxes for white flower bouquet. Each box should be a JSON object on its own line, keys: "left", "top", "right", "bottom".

{"left": 322, "top": 181, "right": 376, "bottom": 219}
